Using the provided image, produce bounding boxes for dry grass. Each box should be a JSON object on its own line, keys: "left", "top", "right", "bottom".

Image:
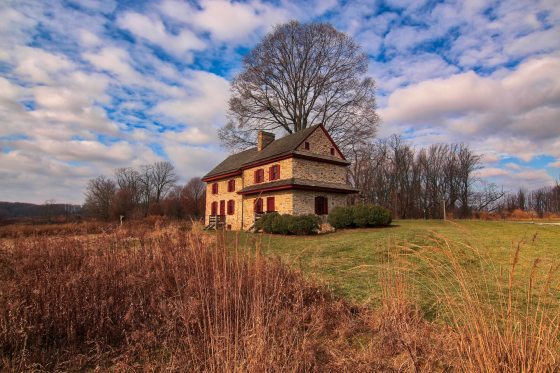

{"left": 395, "top": 234, "right": 560, "bottom": 372}
{"left": 0, "top": 224, "right": 456, "bottom": 372}
{"left": 0, "top": 221, "right": 557, "bottom": 371}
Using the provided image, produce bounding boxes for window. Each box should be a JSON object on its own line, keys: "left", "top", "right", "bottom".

{"left": 254, "top": 169, "right": 265, "bottom": 183}
{"left": 314, "top": 196, "right": 328, "bottom": 215}
{"left": 330, "top": 147, "right": 335, "bottom": 156}
{"left": 211, "top": 201, "right": 218, "bottom": 215}
{"left": 269, "top": 164, "right": 280, "bottom": 180}
{"left": 266, "top": 197, "right": 275, "bottom": 212}
{"left": 227, "top": 200, "right": 235, "bottom": 215}
{"left": 254, "top": 198, "right": 264, "bottom": 213}
{"left": 219, "top": 200, "right": 225, "bottom": 215}
{"left": 211, "top": 183, "right": 218, "bottom": 194}
{"left": 227, "top": 179, "right": 236, "bottom": 192}
{"left": 304, "top": 141, "right": 310, "bottom": 150}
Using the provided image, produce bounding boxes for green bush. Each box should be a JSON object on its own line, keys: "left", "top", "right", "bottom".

{"left": 271, "top": 214, "right": 292, "bottom": 235}
{"left": 368, "top": 205, "right": 392, "bottom": 226}
{"left": 258, "top": 213, "right": 320, "bottom": 235}
{"left": 328, "top": 206, "right": 353, "bottom": 229}
{"left": 255, "top": 212, "right": 279, "bottom": 232}
{"left": 328, "top": 205, "right": 392, "bottom": 229}
{"left": 291, "top": 214, "right": 321, "bottom": 235}
{"left": 352, "top": 205, "right": 370, "bottom": 228}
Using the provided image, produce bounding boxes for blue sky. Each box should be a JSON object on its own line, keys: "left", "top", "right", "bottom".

{"left": 0, "top": 0, "right": 559, "bottom": 203}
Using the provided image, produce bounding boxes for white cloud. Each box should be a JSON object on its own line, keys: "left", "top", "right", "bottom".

{"left": 83, "top": 47, "right": 140, "bottom": 82}
{"left": 117, "top": 11, "right": 205, "bottom": 58}
{"left": 159, "top": 0, "right": 289, "bottom": 43}
{"left": 152, "top": 70, "right": 230, "bottom": 135}
{"left": 380, "top": 56, "right": 560, "bottom": 162}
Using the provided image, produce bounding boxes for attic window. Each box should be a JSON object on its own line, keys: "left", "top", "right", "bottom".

{"left": 330, "top": 147, "right": 335, "bottom": 156}
{"left": 304, "top": 142, "right": 310, "bottom": 150}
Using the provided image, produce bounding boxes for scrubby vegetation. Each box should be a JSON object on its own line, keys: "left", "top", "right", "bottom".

{"left": 0, "top": 221, "right": 558, "bottom": 371}
{"left": 255, "top": 213, "right": 321, "bottom": 235}
{"left": 328, "top": 205, "right": 392, "bottom": 229}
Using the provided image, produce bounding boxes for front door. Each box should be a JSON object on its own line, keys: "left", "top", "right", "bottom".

{"left": 220, "top": 200, "right": 225, "bottom": 216}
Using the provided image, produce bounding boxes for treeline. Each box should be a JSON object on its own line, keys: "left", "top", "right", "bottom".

{"left": 0, "top": 201, "right": 81, "bottom": 221}
{"left": 495, "top": 184, "right": 560, "bottom": 218}
{"left": 84, "top": 161, "right": 205, "bottom": 221}
{"left": 348, "top": 136, "right": 503, "bottom": 219}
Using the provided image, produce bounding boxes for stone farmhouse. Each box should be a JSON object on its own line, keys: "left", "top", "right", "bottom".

{"left": 201, "top": 124, "right": 357, "bottom": 230}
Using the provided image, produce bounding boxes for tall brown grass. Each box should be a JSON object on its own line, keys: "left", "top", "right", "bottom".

{"left": 1, "top": 224, "right": 557, "bottom": 371}
{"left": 0, "top": 225, "right": 454, "bottom": 371}
{"left": 395, "top": 235, "right": 560, "bottom": 372}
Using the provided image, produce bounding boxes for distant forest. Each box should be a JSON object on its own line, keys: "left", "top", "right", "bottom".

{"left": 0, "top": 202, "right": 81, "bottom": 221}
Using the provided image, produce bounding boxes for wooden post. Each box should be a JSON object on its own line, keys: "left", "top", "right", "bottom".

{"left": 442, "top": 199, "right": 446, "bottom": 221}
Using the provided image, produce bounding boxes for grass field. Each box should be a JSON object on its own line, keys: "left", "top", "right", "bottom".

{"left": 227, "top": 220, "right": 560, "bottom": 319}
{"left": 1, "top": 219, "right": 558, "bottom": 371}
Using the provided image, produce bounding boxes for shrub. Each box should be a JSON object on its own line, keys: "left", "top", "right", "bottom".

{"left": 291, "top": 214, "right": 321, "bottom": 235}
{"left": 255, "top": 212, "right": 279, "bottom": 232}
{"left": 328, "top": 205, "right": 392, "bottom": 229}
{"left": 352, "top": 205, "right": 370, "bottom": 227}
{"left": 259, "top": 213, "right": 320, "bottom": 235}
{"left": 367, "top": 205, "right": 392, "bottom": 226}
{"left": 271, "top": 214, "right": 292, "bottom": 235}
{"left": 328, "top": 206, "right": 354, "bottom": 229}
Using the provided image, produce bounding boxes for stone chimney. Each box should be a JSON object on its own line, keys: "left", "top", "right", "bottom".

{"left": 257, "top": 130, "right": 275, "bottom": 151}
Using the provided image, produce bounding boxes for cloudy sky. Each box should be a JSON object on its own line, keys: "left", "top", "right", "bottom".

{"left": 1, "top": 0, "right": 559, "bottom": 204}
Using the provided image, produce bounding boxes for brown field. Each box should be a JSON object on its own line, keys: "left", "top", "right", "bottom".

{"left": 0, "top": 219, "right": 558, "bottom": 372}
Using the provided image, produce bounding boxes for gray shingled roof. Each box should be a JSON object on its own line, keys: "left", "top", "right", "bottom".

{"left": 238, "top": 178, "right": 358, "bottom": 194}
{"left": 203, "top": 125, "right": 321, "bottom": 179}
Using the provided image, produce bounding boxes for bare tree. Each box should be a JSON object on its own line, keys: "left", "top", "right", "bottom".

{"left": 181, "top": 177, "right": 206, "bottom": 218}
{"left": 151, "top": 161, "right": 179, "bottom": 203}
{"left": 84, "top": 176, "right": 116, "bottom": 221}
{"left": 456, "top": 144, "right": 482, "bottom": 218}
{"left": 220, "top": 20, "right": 379, "bottom": 152}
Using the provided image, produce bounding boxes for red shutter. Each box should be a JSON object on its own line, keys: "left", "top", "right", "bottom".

{"left": 220, "top": 200, "right": 225, "bottom": 215}
{"left": 268, "top": 166, "right": 272, "bottom": 180}
{"left": 276, "top": 165, "right": 280, "bottom": 179}
{"left": 314, "top": 197, "right": 320, "bottom": 214}
{"left": 227, "top": 200, "right": 235, "bottom": 215}
{"left": 211, "top": 201, "right": 217, "bottom": 215}
{"left": 267, "top": 197, "right": 275, "bottom": 212}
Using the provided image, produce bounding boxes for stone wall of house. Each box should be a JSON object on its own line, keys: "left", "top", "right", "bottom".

{"left": 205, "top": 175, "right": 243, "bottom": 230}
{"left": 296, "top": 126, "right": 344, "bottom": 159}
{"left": 292, "top": 158, "right": 347, "bottom": 184}
{"left": 242, "top": 191, "right": 293, "bottom": 228}
{"left": 292, "top": 191, "right": 348, "bottom": 216}
{"left": 242, "top": 157, "right": 293, "bottom": 187}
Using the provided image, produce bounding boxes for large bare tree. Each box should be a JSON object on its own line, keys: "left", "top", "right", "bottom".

{"left": 220, "top": 21, "right": 379, "bottom": 151}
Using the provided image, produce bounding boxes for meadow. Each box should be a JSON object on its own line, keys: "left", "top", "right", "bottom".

{"left": 229, "top": 220, "right": 560, "bottom": 317}
{"left": 0, "top": 219, "right": 558, "bottom": 371}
